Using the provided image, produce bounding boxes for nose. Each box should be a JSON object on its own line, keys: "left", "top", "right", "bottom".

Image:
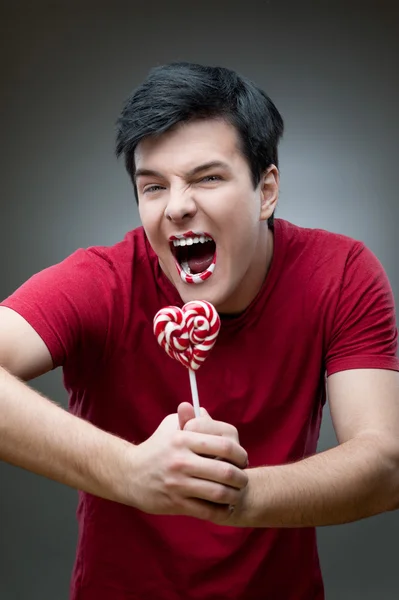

{"left": 164, "top": 188, "right": 197, "bottom": 223}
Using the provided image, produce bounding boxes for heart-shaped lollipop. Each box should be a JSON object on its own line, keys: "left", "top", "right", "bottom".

{"left": 153, "top": 300, "right": 220, "bottom": 371}
{"left": 153, "top": 301, "right": 221, "bottom": 416}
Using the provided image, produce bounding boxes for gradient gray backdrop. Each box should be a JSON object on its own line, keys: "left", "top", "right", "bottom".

{"left": 0, "top": 1, "right": 398, "bottom": 598}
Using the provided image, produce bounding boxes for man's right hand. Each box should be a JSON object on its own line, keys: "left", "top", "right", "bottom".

{"left": 126, "top": 410, "right": 248, "bottom": 522}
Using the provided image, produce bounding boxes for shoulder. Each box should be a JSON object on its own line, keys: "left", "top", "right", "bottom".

{"left": 82, "top": 226, "right": 150, "bottom": 271}
{"left": 273, "top": 218, "right": 393, "bottom": 321}
{"left": 275, "top": 218, "right": 369, "bottom": 285}
{"left": 276, "top": 218, "right": 360, "bottom": 258}
{"left": 60, "top": 226, "right": 155, "bottom": 286}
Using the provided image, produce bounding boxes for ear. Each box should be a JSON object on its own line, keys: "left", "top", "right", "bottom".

{"left": 259, "top": 165, "right": 279, "bottom": 222}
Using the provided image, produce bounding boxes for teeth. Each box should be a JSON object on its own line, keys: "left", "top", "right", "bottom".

{"left": 172, "top": 235, "right": 212, "bottom": 247}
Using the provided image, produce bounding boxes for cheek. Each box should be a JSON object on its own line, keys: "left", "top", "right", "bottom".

{"left": 215, "top": 195, "right": 259, "bottom": 237}
{"left": 138, "top": 211, "right": 158, "bottom": 249}
{"left": 211, "top": 185, "right": 259, "bottom": 217}
{"left": 139, "top": 203, "right": 160, "bottom": 233}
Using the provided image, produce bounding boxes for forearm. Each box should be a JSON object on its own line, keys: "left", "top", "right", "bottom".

{"left": 0, "top": 366, "right": 135, "bottom": 504}
{"left": 237, "top": 435, "right": 399, "bottom": 528}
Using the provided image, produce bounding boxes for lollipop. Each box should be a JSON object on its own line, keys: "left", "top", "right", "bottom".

{"left": 153, "top": 300, "right": 221, "bottom": 416}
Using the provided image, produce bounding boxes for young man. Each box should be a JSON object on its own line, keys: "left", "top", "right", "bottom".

{"left": 1, "top": 62, "right": 398, "bottom": 599}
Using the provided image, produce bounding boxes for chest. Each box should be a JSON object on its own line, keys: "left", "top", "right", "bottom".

{"left": 95, "top": 301, "right": 326, "bottom": 465}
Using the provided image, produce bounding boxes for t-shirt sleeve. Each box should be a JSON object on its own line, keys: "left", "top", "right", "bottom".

{"left": 0, "top": 247, "right": 124, "bottom": 372}
{"left": 325, "top": 242, "right": 399, "bottom": 377}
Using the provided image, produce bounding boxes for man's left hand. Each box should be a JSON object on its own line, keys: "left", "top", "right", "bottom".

{"left": 178, "top": 402, "right": 250, "bottom": 526}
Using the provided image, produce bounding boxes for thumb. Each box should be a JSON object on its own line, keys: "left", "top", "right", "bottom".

{"left": 157, "top": 413, "right": 180, "bottom": 433}
{"left": 177, "top": 402, "right": 196, "bottom": 430}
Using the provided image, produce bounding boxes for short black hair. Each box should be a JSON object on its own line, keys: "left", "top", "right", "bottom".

{"left": 116, "top": 62, "right": 284, "bottom": 225}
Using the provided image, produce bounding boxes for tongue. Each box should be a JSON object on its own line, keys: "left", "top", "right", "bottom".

{"left": 177, "top": 240, "right": 216, "bottom": 275}
{"left": 187, "top": 250, "right": 214, "bottom": 274}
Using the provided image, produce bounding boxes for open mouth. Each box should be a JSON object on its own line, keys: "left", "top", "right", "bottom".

{"left": 169, "top": 230, "right": 217, "bottom": 285}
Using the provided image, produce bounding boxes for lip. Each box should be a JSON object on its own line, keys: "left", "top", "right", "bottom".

{"left": 169, "top": 230, "right": 213, "bottom": 241}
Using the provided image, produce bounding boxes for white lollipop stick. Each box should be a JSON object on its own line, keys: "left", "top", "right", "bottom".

{"left": 189, "top": 368, "right": 201, "bottom": 418}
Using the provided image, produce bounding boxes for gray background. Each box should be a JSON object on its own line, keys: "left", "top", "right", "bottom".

{"left": 0, "top": 0, "right": 398, "bottom": 598}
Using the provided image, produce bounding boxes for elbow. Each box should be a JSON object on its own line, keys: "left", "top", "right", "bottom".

{"left": 388, "top": 460, "right": 399, "bottom": 512}
{"left": 378, "top": 436, "right": 399, "bottom": 512}
{"left": 359, "top": 432, "right": 399, "bottom": 513}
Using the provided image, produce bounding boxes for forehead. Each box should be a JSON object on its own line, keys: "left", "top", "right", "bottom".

{"left": 134, "top": 118, "right": 243, "bottom": 172}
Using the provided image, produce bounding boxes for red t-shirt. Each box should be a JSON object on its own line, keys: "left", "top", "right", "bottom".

{"left": 2, "top": 219, "right": 398, "bottom": 600}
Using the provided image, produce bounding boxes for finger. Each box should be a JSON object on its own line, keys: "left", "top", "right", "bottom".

{"left": 185, "top": 432, "right": 248, "bottom": 469}
{"left": 172, "top": 497, "right": 234, "bottom": 523}
{"left": 177, "top": 402, "right": 196, "bottom": 430}
{"left": 199, "top": 407, "right": 211, "bottom": 417}
{"left": 181, "top": 478, "right": 244, "bottom": 506}
{"left": 184, "top": 417, "right": 239, "bottom": 441}
{"left": 185, "top": 454, "right": 249, "bottom": 490}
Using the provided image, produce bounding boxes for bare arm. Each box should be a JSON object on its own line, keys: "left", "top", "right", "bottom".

{"left": 0, "top": 307, "right": 248, "bottom": 519}
{"left": 0, "top": 307, "right": 141, "bottom": 502}
{"left": 210, "top": 369, "right": 399, "bottom": 527}
{"left": 0, "top": 362, "right": 139, "bottom": 502}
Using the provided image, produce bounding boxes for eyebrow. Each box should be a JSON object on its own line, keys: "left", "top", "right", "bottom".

{"left": 134, "top": 161, "right": 231, "bottom": 182}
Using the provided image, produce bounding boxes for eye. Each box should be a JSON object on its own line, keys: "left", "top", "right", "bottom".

{"left": 143, "top": 184, "right": 165, "bottom": 194}
{"left": 200, "top": 175, "right": 223, "bottom": 183}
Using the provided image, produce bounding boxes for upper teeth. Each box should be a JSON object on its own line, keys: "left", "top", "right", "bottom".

{"left": 172, "top": 235, "right": 212, "bottom": 247}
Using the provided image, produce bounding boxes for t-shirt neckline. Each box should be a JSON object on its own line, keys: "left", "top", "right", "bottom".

{"left": 150, "top": 219, "right": 285, "bottom": 329}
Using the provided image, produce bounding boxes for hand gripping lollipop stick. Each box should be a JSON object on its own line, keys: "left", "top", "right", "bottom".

{"left": 153, "top": 301, "right": 221, "bottom": 417}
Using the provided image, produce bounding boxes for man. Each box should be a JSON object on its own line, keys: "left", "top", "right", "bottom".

{"left": 0, "top": 62, "right": 398, "bottom": 599}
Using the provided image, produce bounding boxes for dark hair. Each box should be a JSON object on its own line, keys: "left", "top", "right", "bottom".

{"left": 116, "top": 62, "right": 284, "bottom": 225}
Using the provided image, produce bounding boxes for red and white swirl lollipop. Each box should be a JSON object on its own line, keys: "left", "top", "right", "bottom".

{"left": 154, "top": 300, "right": 221, "bottom": 415}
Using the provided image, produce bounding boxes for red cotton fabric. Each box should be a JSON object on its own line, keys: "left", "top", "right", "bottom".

{"left": 2, "top": 219, "right": 398, "bottom": 600}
